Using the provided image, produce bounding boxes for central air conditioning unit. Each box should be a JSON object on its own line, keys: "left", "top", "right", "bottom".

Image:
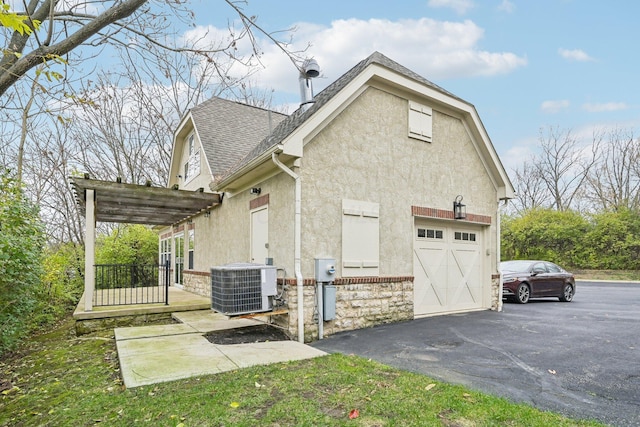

{"left": 210, "top": 263, "right": 277, "bottom": 316}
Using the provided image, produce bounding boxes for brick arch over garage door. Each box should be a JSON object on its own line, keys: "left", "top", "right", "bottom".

{"left": 413, "top": 217, "right": 488, "bottom": 317}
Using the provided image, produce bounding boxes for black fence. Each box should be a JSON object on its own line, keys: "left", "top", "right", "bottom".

{"left": 93, "top": 261, "right": 170, "bottom": 306}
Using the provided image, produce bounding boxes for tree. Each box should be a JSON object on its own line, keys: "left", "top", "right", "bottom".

{"left": 534, "top": 126, "right": 600, "bottom": 211}
{"left": 0, "top": 0, "right": 301, "bottom": 100}
{"left": 2, "top": 0, "right": 300, "bottom": 245}
{"left": 96, "top": 224, "right": 158, "bottom": 265}
{"left": 0, "top": 169, "right": 45, "bottom": 353}
{"left": 585, "top": 128, "right": 640, "bottom": 212}
{"left": 509, "top": 160, "right": 551, "bottom": 214}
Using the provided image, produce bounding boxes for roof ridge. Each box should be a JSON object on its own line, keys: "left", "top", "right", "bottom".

{"left": 191, "top": 95, "right": 288, "bottom": 117}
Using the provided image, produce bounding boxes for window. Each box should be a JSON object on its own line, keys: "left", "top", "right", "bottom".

{"left": 184, "top": 133, "right": 200, "bottom": 182}
{"left": 342, "top": 199, "right": 379, "bottom": 277}
{"left": 417, "top": 228, "right": 443, "bottom": 239}
{"left": 159, "top": 238, "right": 171, "bottom": 267}
{"left": 188, "top": 229, "right": 194, "bottom": 270}
{"left": 188, "top": 134, "right": 195, "bottom": 155}
{"left": 174, "top": 233, "right": 184, "bottom": 285}
{"left": 546, "top": 262, "right": 561, "bottom": 273}
{"left": 408, "top": 101, "right": 433, "bottom": 142}
{"left": 454, "top": 231, "right": 476, "bottom": 242}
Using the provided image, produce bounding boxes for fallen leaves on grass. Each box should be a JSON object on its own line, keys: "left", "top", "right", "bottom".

{"left": 348, "top": 409, "right": 359, "bottom": 419}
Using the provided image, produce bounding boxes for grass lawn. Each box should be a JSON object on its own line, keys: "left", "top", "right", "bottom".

{"left": 0, "top": 318, "right": 605, "bottom": 427}
{"left": 573, "top": 269, "right": 640, "bottom": 281}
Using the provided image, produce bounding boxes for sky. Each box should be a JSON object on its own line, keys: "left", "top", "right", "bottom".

{"left": 186, "top": 0, "right": 640, "bottom": 173}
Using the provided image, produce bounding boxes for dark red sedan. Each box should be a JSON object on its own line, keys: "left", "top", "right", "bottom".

{"left": 500, "top": 260, "right": 576, "bottom": 304}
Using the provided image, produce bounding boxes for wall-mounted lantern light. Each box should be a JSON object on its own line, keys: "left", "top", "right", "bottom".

{"left": 453, "top": 195, "right": 466, "bottom": 219}
{"left": 250, "top": 187, "right": 261, "bottom": 195}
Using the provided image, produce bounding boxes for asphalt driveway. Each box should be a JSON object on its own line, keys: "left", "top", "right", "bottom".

{"left": 312, "top": 281, "right": 640, "bottom": 426}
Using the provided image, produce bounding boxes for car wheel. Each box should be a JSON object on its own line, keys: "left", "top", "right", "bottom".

{"left": 559, "top": 284, "right": 574, "bottom": 302}
{"left": 516, "top": 283, "right": 530, "bottom": 304}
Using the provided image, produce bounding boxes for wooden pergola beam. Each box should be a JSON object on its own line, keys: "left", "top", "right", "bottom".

{"left": 70, "top": 177, "right": 221, "bottom": 226}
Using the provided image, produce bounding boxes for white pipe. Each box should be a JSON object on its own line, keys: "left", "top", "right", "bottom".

{"left": 272, "top": 153, "right": 305, "bottom": 343}
{"left": 317, "top": 282, "right": 324, "bottom": 340}
{"left": 496, "top": 199, "right": 509, "bottom": 312}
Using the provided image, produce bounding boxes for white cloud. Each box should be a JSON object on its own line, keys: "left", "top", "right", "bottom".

{"left": 558, "top": 48, "right": 594, "bottom": 62}
{"left": 497, "top": 0, "right": 515, "bottom": 13}
{"left": 541, "top": 100, "right": 570, "bottom": 113}
{"left": 179, "top": 17, "right": 527, "bottom": 106}
{"left": 253, "top": 18, "right": 527, "bottom": 97}
{"left": 582, "top": 102, "right": 628, "bottom": 112}
{"left": 428, "top": 0, "right": 475, "bottom": 15}
{"left": 500, "top": 137, "right": 537, "bottom": 173}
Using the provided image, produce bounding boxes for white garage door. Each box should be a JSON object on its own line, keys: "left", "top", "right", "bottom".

{"left": 413, "top": 220, "right": 485, "bottom": 317}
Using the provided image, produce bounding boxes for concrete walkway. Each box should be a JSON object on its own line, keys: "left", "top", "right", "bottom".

{"left": 115, "top": 310, "right": 326, "bottom": 388}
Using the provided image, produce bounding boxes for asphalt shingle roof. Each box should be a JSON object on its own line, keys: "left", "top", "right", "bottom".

{"left": 190, "top": 97, "right": 287, "bottom": 178}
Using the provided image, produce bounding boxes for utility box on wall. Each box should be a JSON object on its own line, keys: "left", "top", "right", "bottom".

{"left": 323, "top": 284, "right": 336, "bottom": 321}
{"left": 315, "top": 258, "right": 337, "bottom": 322}
{"left": 314, "top": 258, "right": 336, "bottom": 283}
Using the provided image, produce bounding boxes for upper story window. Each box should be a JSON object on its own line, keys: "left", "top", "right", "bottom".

{"left": 184, "top": 133, "right": 200, "bottom": 182}
{"left": 408, "top": 100, "right": 433, "bottom": 143}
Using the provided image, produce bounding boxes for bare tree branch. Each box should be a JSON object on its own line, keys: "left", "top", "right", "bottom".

{"left": 1, "top": 0, "right": 148, "bottom": 97}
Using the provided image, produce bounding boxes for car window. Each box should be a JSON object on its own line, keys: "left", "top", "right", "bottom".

{"left": 500, "top": 261, "right": 533, "bottom": 272}
{"left": 531, "top": 262, "right": 547, "bottom": 274}
{"left": 546, "top": 262, "right": 561, "bottom": 273}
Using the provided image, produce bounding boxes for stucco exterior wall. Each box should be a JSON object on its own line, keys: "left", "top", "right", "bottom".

{"left": 300, "top": 86, "right": 499, "bottom": 277}
{"left": 178, "top": 170, "right": 296, "bottom": 274}
{"left": 159, "top": 84, "right": 502, "bottom": 341}
{"left": 173, "top": 130, "right": 211, "bottom": 192}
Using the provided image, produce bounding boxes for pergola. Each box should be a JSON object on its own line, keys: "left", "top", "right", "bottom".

{"left": 70, "top": 176, "right": 222, "bottom": 310}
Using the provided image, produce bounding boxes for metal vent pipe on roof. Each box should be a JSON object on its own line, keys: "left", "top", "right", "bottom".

{"left": 299, "top": 58, "right": 320, "bottom": 111}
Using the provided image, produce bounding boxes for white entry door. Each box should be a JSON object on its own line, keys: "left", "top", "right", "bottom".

{"left": 413, "top": 220, "right": 484, "bottom": 317}
{"left": 251, "top": 207, "right": 269, "bottom": 264}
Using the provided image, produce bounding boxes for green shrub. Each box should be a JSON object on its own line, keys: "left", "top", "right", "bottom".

{"left": 502, "top": 207, "right": 640, "bottom": 270}
{"left": 0, "top": 170, "right": 45, "bottom": 354}
{"left": 584, "top": 209, "right": 640, "bottom": 270}
{"left": 95, "top": 224, "right": 158, "bottom": 265}
{"left": 501, "top": 209, "right": 589, "bottom": 268}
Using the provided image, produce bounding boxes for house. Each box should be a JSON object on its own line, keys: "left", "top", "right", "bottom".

{"left": 160, "top": 51, "right": 515, "bottom": 342}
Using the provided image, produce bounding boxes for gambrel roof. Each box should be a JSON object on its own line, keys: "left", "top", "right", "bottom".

{"left": 179, "top": 51, "right": 513, "bottom": 200}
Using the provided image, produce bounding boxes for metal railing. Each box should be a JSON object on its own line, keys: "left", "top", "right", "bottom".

{"left": 93, "top": 261, "right": 170, "bottom": 306}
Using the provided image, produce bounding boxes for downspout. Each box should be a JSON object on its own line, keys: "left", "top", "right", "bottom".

{"left": 496, "top": 199, "right": 509, "bottom": 312}
{"left": 272, "top": 152, "right": 305, "bottom": 343}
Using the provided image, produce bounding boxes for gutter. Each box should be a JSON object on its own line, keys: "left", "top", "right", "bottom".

{"left": 214, "top": 143, "right": 281, "bottom": 191}
{"left": 272, "top": 151, "right": 305, "bottom": 343}
{"left": 496, "top": 198, "right": 509, "bottom": 312}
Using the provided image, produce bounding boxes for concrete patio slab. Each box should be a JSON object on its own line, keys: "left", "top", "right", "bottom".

{"left": 172, "top": 310, "right": 263, "bottom": 333}
{"left": 114, "top": 323, "right": 198, "bottom": 340}
{"left": 117, "top": 334, "right": 237, "bottom": 387}
{"left": 115, "top": 309, "right": 326, "bottom": 388}
{"left": 216, "top": 341, "right": 327, "bottom": 369}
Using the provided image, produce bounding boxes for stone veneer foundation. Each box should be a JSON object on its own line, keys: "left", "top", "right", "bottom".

{"left": 184, "top": 270, "right": 415, "bottom": 342}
